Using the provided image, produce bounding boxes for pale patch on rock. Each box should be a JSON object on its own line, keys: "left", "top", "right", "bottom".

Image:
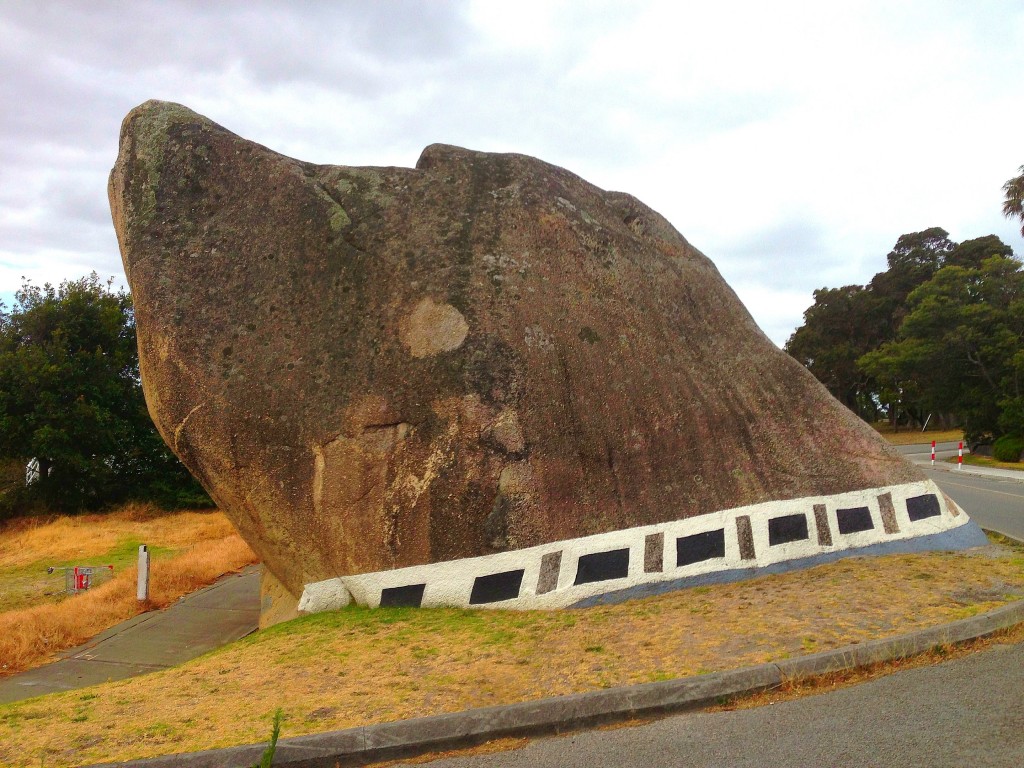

{"left": 259, "top": 568, "right": 302, "bottom": 629}
{"left": 489, "top": 409, "right": 525, "bottom": 454}
{"left": 400, "top": 297, "right": 469, "bottom": 358}
{"left": 499, "top": 462, "right": 534, "bottom": 495}
{"left": 524, "top": 325, "right": 554, "bottom": 352}
{"left": 311, "top": 395, "right": 414, "bottom": 573}
{"left": 398, "top": 418, "right": 460, "bottom": 507}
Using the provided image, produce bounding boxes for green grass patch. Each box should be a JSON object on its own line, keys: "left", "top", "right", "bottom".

{"left": 948, "top": 454, "right": 1024, "bottom": 472}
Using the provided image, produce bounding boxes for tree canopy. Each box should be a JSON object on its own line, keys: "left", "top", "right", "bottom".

{"left": 785, "top": 284, "right": 885, "bottom": 420}
{"left": 860, "top": 255, "right": 1024, "bottom": 441}
{"left": 1004, "top": 165, "right": 1024, "bottom": 238}
{"left": 786, "top": 230, "right": 1021, "bottom": 444}
{"left": 0, "top": 274, "right": 209, "bottom": 515}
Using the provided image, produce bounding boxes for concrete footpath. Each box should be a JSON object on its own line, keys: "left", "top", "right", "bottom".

{"left": 0, "top": 565, "right": 260, "bottom": 705}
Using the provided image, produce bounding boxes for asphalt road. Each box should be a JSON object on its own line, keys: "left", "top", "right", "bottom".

{"left": 888, "top": 442, "right": 1024, "bottom": 536}
{"left": 890, "top": 440, "right": 1024, "bottom": 539}
{"left": 926, "top": 469, "right": 1024, "bottom": 540}
{"left": 424, "top": 638, "right": 1024, "bottom": 768}
{"left": 896, "top": 440, "right": 964, "bottom": 460}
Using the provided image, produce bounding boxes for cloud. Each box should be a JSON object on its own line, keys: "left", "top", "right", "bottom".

{"left": 0, "top": 0, "right": 1022, "bottom": 350}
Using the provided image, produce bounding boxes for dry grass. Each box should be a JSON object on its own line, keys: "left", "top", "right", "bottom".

{"left": 0, "top": 505, "right": 257, "bottom": 676}
{"left": 0, "top": 503, "right": 245, "bottom": 613}
{"left": 0, "top": 502, "right": 238, "bottom": 568}
{"left": 1, "top": 540, "right": 1022, "bottom": 767}
{"left": 873, "top": 425, "right": 963, "bottom": 446}
{"left": 382, "top": 620, "right": 1024, "bottom": 767}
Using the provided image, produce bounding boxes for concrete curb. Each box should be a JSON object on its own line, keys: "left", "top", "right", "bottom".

{"left": 918, "top": 459, "right": 1024, "bottom": 483}
{"left": 90, "top": 597, "right": 1024, "bottom": 768}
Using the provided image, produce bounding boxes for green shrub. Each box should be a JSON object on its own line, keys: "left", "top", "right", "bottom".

{"left": 993, "top": 434, "right": 1024, "bottom": 463}
{"left": 0, "top": 275, "right": 211, "bottom": 515}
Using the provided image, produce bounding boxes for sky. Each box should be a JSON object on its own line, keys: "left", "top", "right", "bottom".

{"left": 1, "top": 1, "right": 1022, "bottom": 346}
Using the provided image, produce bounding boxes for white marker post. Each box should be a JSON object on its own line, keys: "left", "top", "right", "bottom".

{"left": 958, "top": 441, "right": 964, "bottom": 470}
{"left": 137, "top": 544, "right": 150, "bottom": 601}
{"left": 931, "top": 440, "right": 936, "bottom": 466}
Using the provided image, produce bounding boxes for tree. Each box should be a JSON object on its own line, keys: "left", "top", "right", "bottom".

{"left": 0, "top": 274, "right": 209, "bottom": 514}
{"left": 1004, "top": 165, "right": 1024, "bottom": 237}
{"left": 785, "top": 285, "right": 885, "bottom": 420}
{"left": 786, "top": 228, "right": 957, "bottom": 426}
{"left": 868, "top": 227, "right": 954, "bottom": 339}
{"left": 859, "top": 254, "right": 1024, "bottom": 443}
{"left": 943, "top": 235, "right": 1014, "bottom": 270}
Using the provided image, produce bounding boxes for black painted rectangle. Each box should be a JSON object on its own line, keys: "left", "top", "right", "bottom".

{"left": 768, "top": 514, "right": 809, "bottom": 546}
{"left": 907, "top": 493, "right": 941, "bottom": 521}
{"left": 837, "top": 506, "right": 874, "bottom": 534}
{"left": 379, "top": 583, "right": 426, "bottom": 608}
{"left": 469, "top": 569, "right": 525, "bottom": 605}
{"left": 574, "top": 548, "right": 630, "bottom": 585}
{"left": 676, "top": 529, "right": 726, "bottom": 567}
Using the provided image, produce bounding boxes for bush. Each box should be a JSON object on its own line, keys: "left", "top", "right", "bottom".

{"left": 993, "top": 434, "right": 1024, "bottom": 463}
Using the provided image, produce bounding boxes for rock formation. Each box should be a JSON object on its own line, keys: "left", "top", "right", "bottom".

{"left": 109, "top": 101, "right": 982, "bottom": 616}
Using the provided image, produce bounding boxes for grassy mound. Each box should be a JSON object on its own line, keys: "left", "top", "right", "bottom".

{"left": 1, "top": 536, "right": 1022, "bottom": 767}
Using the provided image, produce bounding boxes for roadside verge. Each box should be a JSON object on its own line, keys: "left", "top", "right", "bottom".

{"left": 91, "top": 595, "right": 1024, "bottom": 768}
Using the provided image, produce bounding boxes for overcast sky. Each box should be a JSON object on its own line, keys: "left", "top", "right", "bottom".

{"left": 1, "top": 1, "right": 1022, "bottom": 346}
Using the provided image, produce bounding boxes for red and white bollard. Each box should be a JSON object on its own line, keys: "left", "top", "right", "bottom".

{"left": 958, "top": 441, "right": 963, "bottom": 469}
{"left": 931, "top": 440, "right": 936, "bottom": 466}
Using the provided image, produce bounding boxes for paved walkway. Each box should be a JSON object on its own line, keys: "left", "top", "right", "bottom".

{"left": 0, "top": 565, "right": 260, "bottom": 704}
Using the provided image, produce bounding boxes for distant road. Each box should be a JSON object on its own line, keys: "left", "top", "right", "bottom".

{"left": 889, "top": 441, "right": 1024, "bottom": 539}
{"left": 926, "top": 469, "right": 1024, "bottom": 540}
{"left": 896, "top": 441, "right": 962, "bottom": 460}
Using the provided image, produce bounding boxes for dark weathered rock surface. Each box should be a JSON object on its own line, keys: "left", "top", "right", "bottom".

{"left": 109, "top": 100, "right": 921, "bottom": 598}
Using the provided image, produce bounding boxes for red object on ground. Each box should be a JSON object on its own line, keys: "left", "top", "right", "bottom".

{"left": 931, "top": 440, "right": 936, "bottom": 465}
{"left": 958, "top": 441, "right": 964, "bottom": 468}
{"left": 73, "top": 567, "right": 90, "bottom": 591}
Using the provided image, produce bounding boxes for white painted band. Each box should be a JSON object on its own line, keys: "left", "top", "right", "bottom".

{"left": 299, "top": 479, "right": 969, "bottom": 613}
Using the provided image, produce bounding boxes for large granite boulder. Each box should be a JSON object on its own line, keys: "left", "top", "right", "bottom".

{"left": 109, "top": 101, "right": 983, "bottom": 614}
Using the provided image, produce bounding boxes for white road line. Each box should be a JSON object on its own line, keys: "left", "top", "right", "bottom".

{"left": 933, "top": 478, "right": 1024, "bottom": 500}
